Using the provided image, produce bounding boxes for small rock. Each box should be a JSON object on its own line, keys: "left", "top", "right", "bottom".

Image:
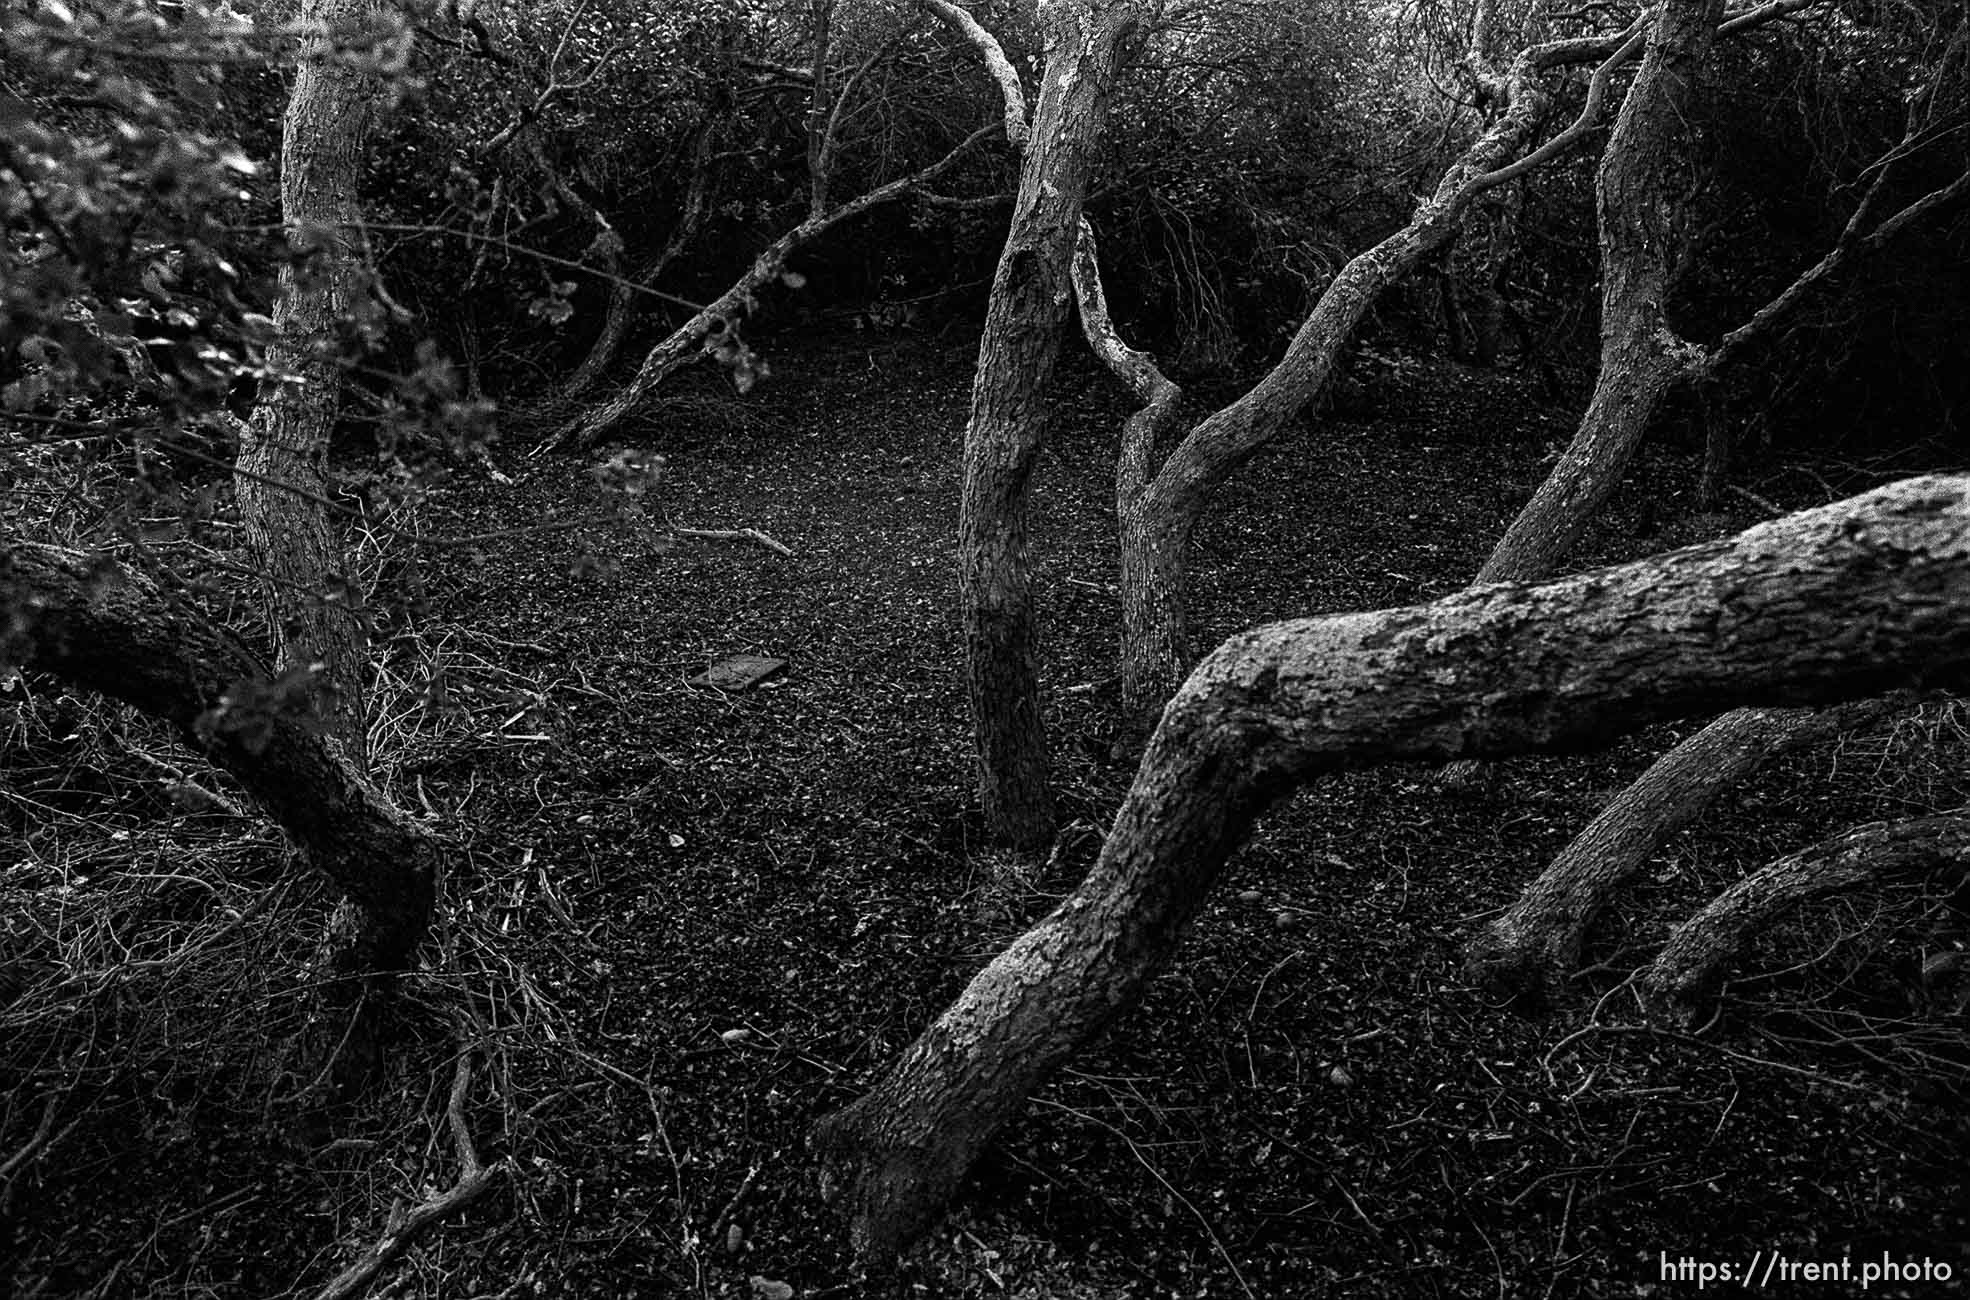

{"left": 1328, "top": 1065, "right": 1354, "bottom": 1087}
{"left": 725, "top": 1222, "right": 744, "bottom": 1254}
{"left": 692, "top": 654, "right": 789, "bottom": 692}
{"left": 750, "top": 1278, "right": 794, "bottom": 1300}
{"left": 720, "top": 1028, "right": 753, "bottom": 1044}
{"left": 1236, "top": 890, "right": 1262, "bottom": 904}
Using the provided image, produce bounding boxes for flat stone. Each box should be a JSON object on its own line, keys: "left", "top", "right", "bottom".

{"left": 691, "top": 654, "right": 788, "bottom": 691}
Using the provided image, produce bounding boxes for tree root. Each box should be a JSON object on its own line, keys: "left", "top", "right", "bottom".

{"left": 1466, "top": 697, "right": 1903, "bottom": 1008}
{"left": 310, "top": 1032, "right": 504, "bottom": 1300}
{"left": 1638, "top": 813, "right": 1970, "bottom": 1028}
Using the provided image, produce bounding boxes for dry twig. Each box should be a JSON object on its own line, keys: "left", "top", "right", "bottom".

{"left": 311, "top": 1034, "right": 505, "bottom": 1300}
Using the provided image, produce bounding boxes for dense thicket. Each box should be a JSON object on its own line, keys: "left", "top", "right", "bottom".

{"left": 2, "top": 1, "right": 1966, "bottom": 1293}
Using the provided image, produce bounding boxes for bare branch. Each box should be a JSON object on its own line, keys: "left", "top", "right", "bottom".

{"left": 1469, "top": 23, "right": 1646, "bottom": 190}
{"left": 672, "top": 526, "right": 795, "bottom": 557}
{"left": 1641, "top": 814, "right": 1970, "bottom": 1027}
{"left": 1708, "top": 165, "right": 1970, "bottom": 374}
{"left": 1069, "top": 217, "right": 1182, "bottom": 506}
{"left": 921, "top": 0, "right": 1028, "bottom": 145}
{"left": 310, "top": 1040, "right": 503, "bottom": 1300}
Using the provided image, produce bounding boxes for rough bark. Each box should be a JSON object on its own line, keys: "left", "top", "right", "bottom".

{"left": 1080, "top": 21, "right": 1649, "bottom": 717}
{"left": 1434, "top": 0, "right": 1721, "bottom": 792}
{"left": 812, "top": 473, "right": 1970, "bottom": 1261}
{"left": 1467, "top": 696, "right": 1906, "bottom": 1005}
{"left": 235, "top": 0, "right": 390, "bottom": 762}
{"left": 0, "top": 542, "right": 437, "bottom": 972}
{"left": 1460, "top": 0, "right": 1969, "bottom": 842}
{"left": 1476, "top": 0, "right": 1720, "bottom": 584}
{"left": 1640, "top": 814, "right": 1970, "bottom": 1027}
{"left": 1068, "top": 219, "right": 1184, "bottom": 723}
{"left": 1478, "top": 0, "right": 1969, "bottom": 584}
{"left": 959, "top": 0, "right": 1143, "bottom": 847}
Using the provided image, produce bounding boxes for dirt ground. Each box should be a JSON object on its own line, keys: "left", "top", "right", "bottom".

{"left": 5, "top": 334, "right": 1966, "bottom": 1298}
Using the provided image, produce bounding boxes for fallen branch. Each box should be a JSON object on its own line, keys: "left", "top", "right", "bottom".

{"left": 813, "top": 474, "right": 1970, "bottom": 1260}
{"left": 672, "top": 526, "right": 794, "bottom": 558}
{"left": 311, "top": 1039, "right": 504, "bottom": 1300}
{"left": 0, "top": 1094, "right": 74, "bottom": 1219}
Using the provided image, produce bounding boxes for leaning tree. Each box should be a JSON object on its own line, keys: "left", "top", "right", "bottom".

{"left": 813, "top": 472, "right": 1970, "bottom": 1260}
{"left": 1458, "top": 0, "right": 1970, "bottom": 1002}
{"left": 0, "top": 3, "right": 458, "bottom": 1024}
{"left": 950, "top": 0, "right": 1864, "bottom": 848}
{"left": 538, "top": 0, "right": 1029, "bottom": 454}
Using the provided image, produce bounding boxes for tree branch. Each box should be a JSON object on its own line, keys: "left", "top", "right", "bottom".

{"left": 311, "top": 1038, "right": 503, "bottom": 1300}
{"left": 815, "top": 472, "right": 1970, "bottom": 1259}
{"left": 921, "top": 0, "right": 1028, "bottom": 145}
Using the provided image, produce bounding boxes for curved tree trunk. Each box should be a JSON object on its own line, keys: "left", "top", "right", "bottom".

{"left": 1082, "top": 24, "right": 1648, "bottom": 719}
{"left": 1467, "top": 696, "right": 1904, "bottom": 1004}
{"left": 1068, "top": 219, "right": 1186, "bottom": 725}
{"left": 1475, "top": 0, "right": 1718, "bottom": 585}
{"left": 1456, "top": 0, "right": 1970, "bottom": 834}
{"left": 812, "top": 473, "right": 1970, "bottom": 1261}
{"left": 236, "top": 0, "right": 392, "bottom": 763}
{"left": 1436, "top": 0, "right": 1717, "bottom": 792}
{"left": 958, "top": 0, "right": 1143, "bottom": 848}
{"left": 1640, "top": 813, "right": 1970, "bottom": 1027}
{"left": 0, "top": 542, "right": 437, "bottom": 973}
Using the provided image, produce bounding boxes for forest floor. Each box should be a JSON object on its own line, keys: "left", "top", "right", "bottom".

{"left": 6, "top": 333, "right": 1969, "bottom": 1299}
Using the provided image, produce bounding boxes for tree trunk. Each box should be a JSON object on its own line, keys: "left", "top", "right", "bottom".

{"left": 235, "top": 0, "right": 391, "bottom": 763}
{"left": 1640, "top": 813, "right": 1970, "bottom": 1027}
{"left": 1474, "top": 0, "right": 1720, "bottom": 584}
{"left": 959, "top": 0, "right": 1143, "bottom": 847}
{"left": 813, "top": 473, "right": 1970, "bottom": 1261}
{"left": 1092, "top": 25, "right": 1646, "bottom": 719}
{"left": 1435, "top": 0, "right": 1717, "bottom": 791}
{"left": 1067, "top": 219, "right": 1186, "bottom": 726}
{"left": 1467, "top": 696, "right": 1904, "bottom": 1005}
{"left": 0, "top": 542, "right": 437, "bottom": 973}
{"left": 1116, "top": 478, "right": 1189, "bottom": 723}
